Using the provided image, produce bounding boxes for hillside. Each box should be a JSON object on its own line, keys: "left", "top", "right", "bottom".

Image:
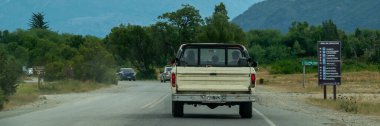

{"left": 0, "top": 0, "right": 261, "bottom": 37}
{"left": 232, "top": 0, "right": 380, "bottom": 32}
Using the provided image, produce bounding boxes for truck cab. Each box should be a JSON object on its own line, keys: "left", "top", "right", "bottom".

{"left": 171, "top": 43, "right": 257, "bottom": 118}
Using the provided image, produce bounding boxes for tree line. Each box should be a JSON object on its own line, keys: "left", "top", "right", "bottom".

{"left": 248, "top": 20, "right": 380, "bottom": 73}
{"left": 1, "top": 3, "right": 380, "bottom": 108}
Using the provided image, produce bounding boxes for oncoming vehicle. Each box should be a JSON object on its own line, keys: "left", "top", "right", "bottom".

{"left": 160, "top": 67, "right": 172, "bottom": 83}
{"left": 117, "top": 68, "right": 136, "bottom": 81}
{"left": 170, "top": 43, "right": 257, "bottom": 118}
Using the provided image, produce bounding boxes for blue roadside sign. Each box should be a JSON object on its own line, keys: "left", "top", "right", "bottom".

{"left": 318, "top": 41, "right": 341, "bottom": 85}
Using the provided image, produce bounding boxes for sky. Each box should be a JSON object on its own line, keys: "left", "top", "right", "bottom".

{"left": 0, "top": 0, "right": 263, "bottom": 37}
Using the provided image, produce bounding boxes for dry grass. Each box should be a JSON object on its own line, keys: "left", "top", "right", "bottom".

{"left": 257, "top": 69, "right": 380, "bottom": 94}
{"left": 3, "top": 80, "right": 110, "bottom": 110}
{"left": 38, "top": 80, "right": 110, "bottom": 94}
{"left": 306, "top": 97, "right": 380, "bottom": 116}
{"left": 257, "top": 68, "right": 380, "bottom": 116}
{"left": 4, "top": 83, "right": 40, "bottom": 109}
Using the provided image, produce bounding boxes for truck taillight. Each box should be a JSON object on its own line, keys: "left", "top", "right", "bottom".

{"left": 251, "top": 74, "right": 256, "bottom": 88}
{"left": 171, "top": 73, "right": 176, "bottom": 87}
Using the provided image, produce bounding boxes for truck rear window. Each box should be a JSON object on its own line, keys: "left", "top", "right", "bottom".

{"left": 179, "top": 48, "right": 245, "bottom": 67}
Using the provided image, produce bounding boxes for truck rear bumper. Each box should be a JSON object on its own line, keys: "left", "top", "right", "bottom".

{"left": 172, "top": 94, "right": 255, "bottom": 103}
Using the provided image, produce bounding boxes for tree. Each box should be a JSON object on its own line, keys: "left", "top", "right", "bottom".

{"left": 248, "top": 44, "right": 265, "bottom": 63}
{"left": 126, "top": 25, "right": 156, "bottom": 78}
{"left": 197, "top": 3, "right": 246, "bottom": 44}
{"left": 291, "top": 40, "right": 305, "bottom": 56}
{"left": 106, "top": 25, "right": 156, "bottom": 79}
{"left": 66, "top": 35, "right": 85, "bottom": 49}
{"left": 158, "top": 4, "right": 203, "bottom": 43}
{"left": 213, "top": 2, "right": 228, "bottom": 17}
{"left": 286, "top": 21, "right": 317, "bottom": 56}
{"left": 148, "top": 22, "right": 179, "bottom": 66}
{"left": 0, "top": 30, "right": 10, "bottom": 44}
{"left": 246, "top": 29, "right": 282, "bottom": 48}
{"left": 321, "top": 19, "right": 339, "bottom": 41}
{"left": 0, "top": 47, "right": 21, "bottom": 109}
{"left": 72, "top": 36, "right": 116, "bottom": 83}
{"left": 104, "top": 24, "right": 131, "bottom": 66}
{"left": 29, "top": 12, "right": 49, "bottom": 30}
{"left": 265, "top": 45, "right": 291, "bottom": 62}
{"left": 14, "top": 46, "right": 29, "bottom": 65}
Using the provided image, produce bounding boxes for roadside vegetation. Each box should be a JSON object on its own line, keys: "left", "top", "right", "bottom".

{"left": 3, "top": 80, "right": 110, "bottom": 110}
{"left": 0, "top": 3, "right": 379, "bottom": 110}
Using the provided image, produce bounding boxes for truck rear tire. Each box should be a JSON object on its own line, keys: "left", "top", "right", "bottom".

{"left": 172, "top": 101, "right": 184, "bottom": 117}
{"left": 239, "top": 102, "right": 252, "bottom": 118}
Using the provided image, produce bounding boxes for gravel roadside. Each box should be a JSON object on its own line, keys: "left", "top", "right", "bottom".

{"left": 0, "top": 83, "right": 125, "bottom": 119}
{"left": 255, "top": 85, "right": 380, "bottom": 126}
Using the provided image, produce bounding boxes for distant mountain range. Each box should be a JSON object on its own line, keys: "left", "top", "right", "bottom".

{"left": 232, "top": 0, "right": 380, "bottom": 32}
{"left": 0, "top": 0, "right": 262, "bottom": 37}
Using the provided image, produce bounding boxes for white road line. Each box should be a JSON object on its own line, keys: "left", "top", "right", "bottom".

{"left": 141, "top": 94, "right": 169, "bottom": 109}
{"left": 147, "top": 94, "right": 169, "bottom": 108}
{"left": 252, "top": 107, "right": 277, "bottom": 126}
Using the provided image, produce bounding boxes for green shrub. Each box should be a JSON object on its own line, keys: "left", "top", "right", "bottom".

{"left": 0, "top": 49, "right": 21, "bottom": 96}
{"left": 136, "top": 69, "right": 156, "bottom": 80}
{"left": 0, "top": 90, "right": 5, "bottom": 110}
{"left": 342, "top": 60, "right": 378, "bottom": 72}
{"left": 45, "top": 61, "right": 66, "bottom": 81}
{"left": 0, "top": 48, "right": 21, "bottom": 110}
{"left": 102, "top": 69, "right": 117, "bottom": 84}
{"left": 72, "top": 39, "right": 116, "bottom": 83}
{"left": 259, "top": 78, "right": 264, "bottom": 85}
{"left": 269, "top": 59, "right": 302, "bottom": 74}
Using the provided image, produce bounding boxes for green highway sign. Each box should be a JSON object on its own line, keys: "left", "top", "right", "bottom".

{"left": 302, "top": 60, "right": 318, "bottom": 66}
{"left": 301, "top": 60, "right": 318, "bottom": 88}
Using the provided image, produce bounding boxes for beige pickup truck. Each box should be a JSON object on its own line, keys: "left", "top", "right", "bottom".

{"left": 170, "top": 43, "right": 257, "bottom": 118}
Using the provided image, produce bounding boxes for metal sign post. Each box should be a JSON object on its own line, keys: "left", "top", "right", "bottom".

{"left": 303, "top": 65, "right": 305, "bottom": 88}
{"left": 302, "top": 60, "right": 317, "bottom": 88}
{"left": 34, "top": 66, "right": 45, "bottom": 89}
{"left": 318, "top": 41, "right": 341, "bottom": 100}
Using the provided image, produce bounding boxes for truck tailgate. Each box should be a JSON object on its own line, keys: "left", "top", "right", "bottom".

{"left": 175, "top": 67, "right": 251, "bottom": 91}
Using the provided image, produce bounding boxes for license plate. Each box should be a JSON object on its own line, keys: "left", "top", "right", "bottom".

{"left": 203, "top": 95, "right": 224, "bottom": 103}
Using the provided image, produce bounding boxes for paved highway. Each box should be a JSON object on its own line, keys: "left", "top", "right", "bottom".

{"left": 0, "top": 81, "right": 354, "bottom": 126}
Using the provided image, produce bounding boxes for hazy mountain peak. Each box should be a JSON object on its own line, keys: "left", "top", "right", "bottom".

{"left": 232, "top": 0, "right": 380, "bottom": 32}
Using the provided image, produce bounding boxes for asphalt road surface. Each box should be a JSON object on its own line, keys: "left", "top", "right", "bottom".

{"left": 0, "top": 81, "right": 366, "bottom": 126}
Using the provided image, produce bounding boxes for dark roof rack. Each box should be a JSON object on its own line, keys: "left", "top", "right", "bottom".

{"left": 179, "top": 43, "right": 245, "bottom": 49}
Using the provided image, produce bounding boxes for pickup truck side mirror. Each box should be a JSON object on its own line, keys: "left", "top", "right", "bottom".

{"left": 251, "top": 61, "right": 258, "bottom": 67}
{"left": 170, "top": 58, "right": 179, "bottom": 66}
{"left": 247, "top": 58, "right": 257, "bottom": 67}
